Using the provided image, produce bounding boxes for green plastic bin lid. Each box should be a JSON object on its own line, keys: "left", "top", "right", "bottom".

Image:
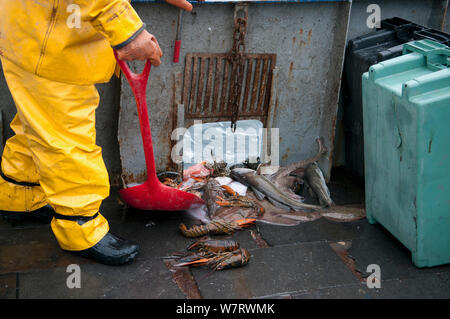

{"left": 367, "top": 39, "right": 450, "bottom": 98}
{"left": 402, "top": 39, "right": 450, "bottom": 71}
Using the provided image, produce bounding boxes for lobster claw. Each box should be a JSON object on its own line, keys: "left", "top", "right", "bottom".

{"left": 221, "top": 185, "right": 237, "bottom": 196}
{"left": 173, "top": 256, "right": 210, "bottom": 268}
{"left": 234, "top": 218, "right": 256, "bottom": 228}
{"left": 186, "top": 236, "right": 210, "bottom": 251}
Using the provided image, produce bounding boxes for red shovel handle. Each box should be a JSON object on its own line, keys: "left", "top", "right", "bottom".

{"left": 113, "top": 51, "right": 151, "bottom": 101}
{"left": 114, "top": 51, "right": 158, "bottom": 184}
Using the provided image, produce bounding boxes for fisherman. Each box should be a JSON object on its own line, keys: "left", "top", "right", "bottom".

{"left": 0, "top": 0, "right": 191, "bottom": 265}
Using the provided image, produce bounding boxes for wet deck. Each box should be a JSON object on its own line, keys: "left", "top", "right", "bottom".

{"left": 1, "top": 168, "right": 449, "bottom": 299}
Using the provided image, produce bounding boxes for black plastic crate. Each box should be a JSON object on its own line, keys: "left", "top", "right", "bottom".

{"left": 414, "top": 28, "right": 450, "bottom": 46}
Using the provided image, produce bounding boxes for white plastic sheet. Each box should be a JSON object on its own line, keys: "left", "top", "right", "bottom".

{"left": 182, "top": 120, "right": 264, "bottom": 169}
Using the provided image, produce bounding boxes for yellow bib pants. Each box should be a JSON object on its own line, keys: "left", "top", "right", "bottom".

{"left": 0, "top": 0, "right": 145, "bottom": 251}
{"left": 0, "top": 58, "right": 109, "bottom": 251}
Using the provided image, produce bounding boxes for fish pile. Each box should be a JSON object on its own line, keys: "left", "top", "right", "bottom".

{"left": 161, "top": 137, "right": 366, "bottom": 272}
{"left": 159, "top": 136, "right": 365, "bottom": 228}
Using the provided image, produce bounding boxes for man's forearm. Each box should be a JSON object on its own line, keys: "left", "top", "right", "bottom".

{"left": 79, "top": 0, "right": 145, "bottom": 48}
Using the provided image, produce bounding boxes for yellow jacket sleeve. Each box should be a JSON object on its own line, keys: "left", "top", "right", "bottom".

{"left": 80, "top": 0, "right": 145, "bottom": 48}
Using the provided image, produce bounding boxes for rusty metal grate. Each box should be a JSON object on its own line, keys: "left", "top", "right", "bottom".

{"left": 182, "top": 53, "right": 276, "bottom": 123}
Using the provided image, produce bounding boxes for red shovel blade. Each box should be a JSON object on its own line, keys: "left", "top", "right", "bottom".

{"left": 115, "top": 52, "right": 204, "bottom": 211}
{"left": 119, "top": 181, "right": 204, "bottom": 211}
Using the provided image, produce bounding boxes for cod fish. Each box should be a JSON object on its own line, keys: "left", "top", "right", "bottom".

{"left": 231, "top": 168, "right": 322, "bottom": 212}
{"left": 304, "top": 162, "right": 334, "bottom": 207}
{"left": 258, "top": 137, "right": 327, "bottom": 201}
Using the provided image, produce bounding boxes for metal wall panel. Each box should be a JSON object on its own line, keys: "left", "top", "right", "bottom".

{"left": 119, "top": 1, "right": 352, "bottom": 183}
{"left": 0, "top": 0, "right": 446, "bottom": 184}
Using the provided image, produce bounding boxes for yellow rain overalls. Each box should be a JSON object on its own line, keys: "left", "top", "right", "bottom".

{"left": 0, "top": 0, "right": 144, "bottom": 251}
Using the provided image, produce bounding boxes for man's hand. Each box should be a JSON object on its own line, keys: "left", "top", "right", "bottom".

{"left": 164, "top": 0, "right": 193, "bottom": 12}
{"left": 116, "top": 30, "right": 163, "bottom": 66}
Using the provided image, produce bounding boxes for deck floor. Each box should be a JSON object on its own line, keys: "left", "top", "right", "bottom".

{"left": 1, "top": 168, "right": 449, "bottom": 299}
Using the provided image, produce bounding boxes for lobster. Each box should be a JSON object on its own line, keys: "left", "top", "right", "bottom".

{"left": 179, "top": 218, "right": 256, "bottom": 238}
{"left": 216, "top": 186, "right": 265, "bottom": 215}
{"left": 187, "top": 238, "right": 240, "bottom": 253}
{"left": 173, "top": 248, "right": 250, "bottom": 271}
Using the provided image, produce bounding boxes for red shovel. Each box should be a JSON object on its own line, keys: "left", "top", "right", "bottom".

{"left": 114, "top": 52, "right": 204, "bottom": 211}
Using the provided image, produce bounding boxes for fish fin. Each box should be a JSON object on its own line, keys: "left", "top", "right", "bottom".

{"left": 267, "top": 196, "right": 292, "bottom": 211}
{"left": 250, "top": 186, "right": 266, "bottom": 201}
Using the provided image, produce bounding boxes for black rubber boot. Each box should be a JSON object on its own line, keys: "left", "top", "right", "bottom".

{"left": 0, "top": 205, "right": 54, "bottom": 225}
{"left": 68, "top": 232, "right": 139, "bottom": 266}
